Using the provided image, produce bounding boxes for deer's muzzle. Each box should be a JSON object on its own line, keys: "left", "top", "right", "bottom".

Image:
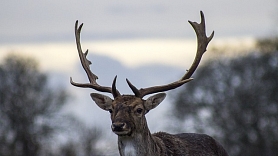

{"left": 111, "top": 121, "right": 131, "bottom": 136}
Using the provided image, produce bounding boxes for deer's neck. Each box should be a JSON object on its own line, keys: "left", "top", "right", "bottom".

{"left": 118, "top": 126, "right": 160, "bottom": 156}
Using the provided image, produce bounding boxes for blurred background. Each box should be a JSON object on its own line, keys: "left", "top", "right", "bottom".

{"left": 0, "top": 0, "right": 278, "bottom": 156}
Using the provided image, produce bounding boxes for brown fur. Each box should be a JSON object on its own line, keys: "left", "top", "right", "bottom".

{"left": 91, "top": 94, "right": 229, "bottom": 156}
{"left": 153, "top": 132, "right": 229, "bottom": 156}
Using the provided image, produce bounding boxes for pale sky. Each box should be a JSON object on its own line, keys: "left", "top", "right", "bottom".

{"left": 0, "top": 37, "right": 255, "bottom": 73}
{"left": 0, "top": 0, "right": 276, "bottom": 43}
{"left": 0, "top": 0, "right": 274, "bottom": 68}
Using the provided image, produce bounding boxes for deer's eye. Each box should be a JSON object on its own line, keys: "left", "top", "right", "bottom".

{"left": 108, "top": 109, "right": 113, "bottom": 114}
{"left": 136, "top": 108, "right": 143, "bottom": 114}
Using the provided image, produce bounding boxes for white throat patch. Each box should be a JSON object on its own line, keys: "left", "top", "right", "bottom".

{"left": 123, "top": 140, "right": 136, "bottom": 156}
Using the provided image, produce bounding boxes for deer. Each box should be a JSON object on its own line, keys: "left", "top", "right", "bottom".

{"left": 70, "top": 11, "right": 229, "bottom": 156}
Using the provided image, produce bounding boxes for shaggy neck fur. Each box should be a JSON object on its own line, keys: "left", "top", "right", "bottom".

{"left": 118, "top": 119, "right": 162, "bottom": 156}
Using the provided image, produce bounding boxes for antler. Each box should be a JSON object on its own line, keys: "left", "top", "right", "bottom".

{"left": 126, "top": 11, "right": 214, "bottom": 98}
{"left": 70, "top": 21, "right": 121, "bottom": 98}
{"left": 71, "top": 11, "right": 213, "bottom": 99}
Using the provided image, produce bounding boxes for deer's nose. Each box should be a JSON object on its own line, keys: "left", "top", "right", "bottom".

{"left": 112, "top": 122, "right": 126, "bottom": 131}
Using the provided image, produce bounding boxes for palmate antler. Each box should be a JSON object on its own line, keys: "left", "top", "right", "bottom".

{"left": 70, "top": 11, "right": 214, "bottom": 98}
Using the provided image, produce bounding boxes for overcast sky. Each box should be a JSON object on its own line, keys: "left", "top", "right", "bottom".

{"left": 0, "top": 0, "right": 276, "bottom": 43}
{"left": 0, "top": 1, "right": 277, "bottom": 152}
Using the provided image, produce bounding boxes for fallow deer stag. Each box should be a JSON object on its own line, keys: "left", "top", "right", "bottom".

{"left": 70, "top": 11, "right": 228, "bottom": 156}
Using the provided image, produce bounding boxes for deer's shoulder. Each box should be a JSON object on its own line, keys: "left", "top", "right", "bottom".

{"left": 153, "top": 132, "right": 228, "bottom": 156}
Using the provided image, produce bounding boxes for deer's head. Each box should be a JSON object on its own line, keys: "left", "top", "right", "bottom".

{"left": 70, "top": 11, "right": 214, "bottom": 137}
{"left": 91, "top": 92, "right": 166, "bottom": 136}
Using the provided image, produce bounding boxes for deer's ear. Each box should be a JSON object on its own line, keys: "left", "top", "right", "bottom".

{"left": 144, "top": 93, "right": 166, "bottom": 111}
{"left": 90, "top": 93, "right": 113, "bottom": 111}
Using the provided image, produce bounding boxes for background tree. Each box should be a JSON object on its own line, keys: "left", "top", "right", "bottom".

{"left": 0, "top": 54, "right": 103, "bottom": 156}
{"left": 256, "top": 37, "right": 278, "bottom": 53}
{"left": 172, "top": 50, "right": 278, "bottom": 156}
{"left": 56, "top": 116, "right": 102, "bottom": 156}
{"left": 0, "top": 54, "right": 67, "bottom": 156}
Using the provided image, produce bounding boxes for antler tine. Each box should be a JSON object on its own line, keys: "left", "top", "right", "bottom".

{"left": 127, "top": 78, "right": 193, "bottom": 98}
{"left": 127, "top": 11, "right": 214, "bottom": 98}
{"left": 182, "top": 11, "right": 214, "bottom": 80}
{"left": 70, "top": 20, "right": 120, "bottom": 97}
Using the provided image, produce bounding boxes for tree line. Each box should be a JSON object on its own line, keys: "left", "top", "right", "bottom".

{"left": 0, "top": 54, "right": 102, "bottom": 156}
